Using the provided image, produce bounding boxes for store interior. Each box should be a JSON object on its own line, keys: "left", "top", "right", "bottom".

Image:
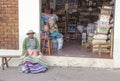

{"left": 41, "top": 0, "right": 114, "bottom": 58}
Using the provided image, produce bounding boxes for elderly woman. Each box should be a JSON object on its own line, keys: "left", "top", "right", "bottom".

{"left": 19, "top": 30, "right": 48, "bottom": 74}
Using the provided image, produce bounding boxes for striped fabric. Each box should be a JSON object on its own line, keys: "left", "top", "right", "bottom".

{"left": 18, "top": 56, "right": 48, "bottom": 74}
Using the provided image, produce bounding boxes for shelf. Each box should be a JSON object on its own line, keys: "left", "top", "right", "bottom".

{"left": 68, "top": 18, "right": 76, "bottom": 20}
{"left": 57, "top": 20, "right": 65, "bottom": 23}
{"left": 68, "top": 24, "right": 76, "bottom": 26}
{"left": 56, "top": 0, "right": 67, "bottom": 36}
{"left": 68, "top": 31, "right": 76, "bottom": 33}
{"left": 58, "top": 26, "right": 65, "bottom": 28}
{"left": 57, "top": 14, "right": 66, "bottom": 16}
{"left": 67, "top": 9, "right": 77, "bottom": 35}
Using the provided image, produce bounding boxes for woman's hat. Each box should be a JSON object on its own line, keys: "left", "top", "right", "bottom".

{"left": 26, "top": 30, "right": 35, "bottom": 35}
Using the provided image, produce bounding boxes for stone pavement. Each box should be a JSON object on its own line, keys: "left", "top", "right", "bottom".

{"left": 0, "top": 67, "right": 120, "bottom": 81}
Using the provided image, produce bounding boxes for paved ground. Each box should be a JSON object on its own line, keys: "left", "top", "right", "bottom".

{"left": 0, "top": 67, "right": 120, "bottom": 81}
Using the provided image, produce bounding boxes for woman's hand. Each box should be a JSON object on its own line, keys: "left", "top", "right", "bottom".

{"left": 20, "top": 55, "right": 25, "bottom": 59}
{"left": 39, "top": 52, "right": 43, "bottom": 56}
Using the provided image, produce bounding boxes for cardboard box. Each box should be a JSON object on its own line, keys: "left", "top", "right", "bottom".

{"left": 102, "top": 5, "right": 113, "bottom": 10}
{"left": 101, "top": 9, "right": 112, "bottom": 15}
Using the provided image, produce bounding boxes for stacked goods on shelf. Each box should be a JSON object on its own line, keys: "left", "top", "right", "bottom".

{"left": 67, "top": 0, "right": 78, "bottom": 39}
{"left": 67, "top": 12, "right": 77, "bottom": 39}
{"left": 92, "top": 33, "right": 109, "bottom": 53}
{"left": 92, "top": 25, "right": 110, "bottom": 53}
{"left": 77, "top": 0, "right": 105, "bottom": 25}
{"left": 56, "top": 0, "right": 66, "bottom": 15}
{"left": 77, "top": 1, "right": 90, "bottom": 25}
{"left": 56, "top": 0, "right": 66, "bottom": 36}
{"left": 68, "top": 0, "right": 78, "bottom": 13}
{"left": 86, "top": 23, "right": 96, "bottom": 48}
{"left": 92, "top": 4, "right": 112, "bottom": 53}
{"left": 67, "top": 13, "right": 77, "bottom": 33}
{"left": 57, "top": 15, "right": 66, "bottom": 35}
{"left": 82, "top": 32, "right": 87, "bottom": 46}
{"left": 42, "top": 0, "right": 49, "bottom": 9}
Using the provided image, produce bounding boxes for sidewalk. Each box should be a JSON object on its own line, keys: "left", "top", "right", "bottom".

{"left": 0, "top": 67, "right": 120, "bottom": 81}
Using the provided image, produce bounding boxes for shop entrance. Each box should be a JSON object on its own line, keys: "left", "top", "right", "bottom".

{"left": 41, "top": 0, "right": 114, "bottom": 58}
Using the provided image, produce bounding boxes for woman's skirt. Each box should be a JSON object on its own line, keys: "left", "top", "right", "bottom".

{"left": 18, "top": 56, "right": 48, "bottom": 74}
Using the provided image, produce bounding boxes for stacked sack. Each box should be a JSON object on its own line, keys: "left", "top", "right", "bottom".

{"left": 92, "top": 5, "right": 112, "bottom": 53}
{"left": 86, "top": 23, "right": 96, "bottom": 47}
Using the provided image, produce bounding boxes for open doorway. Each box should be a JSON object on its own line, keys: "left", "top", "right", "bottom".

{"left": 40, "top": 0, "right": 114, "bottom": 59}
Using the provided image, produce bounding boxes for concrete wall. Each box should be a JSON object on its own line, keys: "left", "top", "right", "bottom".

{"left": 113, "top": 0, "right": 120, "bottom": 68}
{"left": 19, "top": 0, "right": 40, "bottom": 51}
{"left": 0, "top": 0, "right": 120, "bottom": 68}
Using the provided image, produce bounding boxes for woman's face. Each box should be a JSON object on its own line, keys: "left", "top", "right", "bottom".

{"left": 44, "top": 9, "right": 48, "bottom": 13}
{"left": 28, "top": 33, "right": 34, "bottom": 38}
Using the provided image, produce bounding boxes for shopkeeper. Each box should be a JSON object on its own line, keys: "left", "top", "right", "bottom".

{"left": 41, "top": 8, "right": 58, "bottom": 33}
{"left": 42, "top": 8, "right": 63, "bottom": 38}
{"left": 48, "top": 8, "right": 59, "bottom": 33}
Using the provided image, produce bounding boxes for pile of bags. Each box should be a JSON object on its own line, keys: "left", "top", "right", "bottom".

{"left": 50, "top": 32, "right": 63, "bottom": 50}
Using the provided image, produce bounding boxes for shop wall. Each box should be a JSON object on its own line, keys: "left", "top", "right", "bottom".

{"left": 18, "top": 0, "right": 120, "bottom": 68}
{"left": 0, "top": 0, "right": 19, "bottom": 49}
{"left": 1, "top": 0, "right": 120, "bottom": 68}
{"left": 113, "top": 0, "right": 120, "bottom": 68}
{"left": 0, "top": 0, "right": 40, "bottom": 51}
{"left": 19, "top": 0, "right": 41, "bottom": 51}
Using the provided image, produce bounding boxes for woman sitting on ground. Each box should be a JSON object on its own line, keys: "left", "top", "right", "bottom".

{"left": 19, "top": 30, "right": 48, "bottom": 74}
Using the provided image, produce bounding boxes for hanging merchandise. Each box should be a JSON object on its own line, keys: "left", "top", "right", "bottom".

{"left": 50, "top": 0, "right": 56, "bottom": 10}
{"left": 87, "top": 23, "right": 95, "bottom": 34}
{"left": 88, "top": 7, "right": 92, "bottom": 12}
{"left": 77, "top": 25, "right": 84, "bottom": 33}
{"left": 88, "top": 0, "right": 93, "bottom": 6}
{"left": 65, "top": 2, "right": 69, "bottom": 11}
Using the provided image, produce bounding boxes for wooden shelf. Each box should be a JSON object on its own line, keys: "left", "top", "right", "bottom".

{"left": 56, "top": 0, "right": 67, "bottom": 36}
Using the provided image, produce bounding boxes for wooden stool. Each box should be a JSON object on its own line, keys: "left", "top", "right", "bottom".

{"left": 42, "top": 37, "right": 52, "bottom": 55}
{"left": 1, "top": 57, "right": 9, "bottom": 70}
